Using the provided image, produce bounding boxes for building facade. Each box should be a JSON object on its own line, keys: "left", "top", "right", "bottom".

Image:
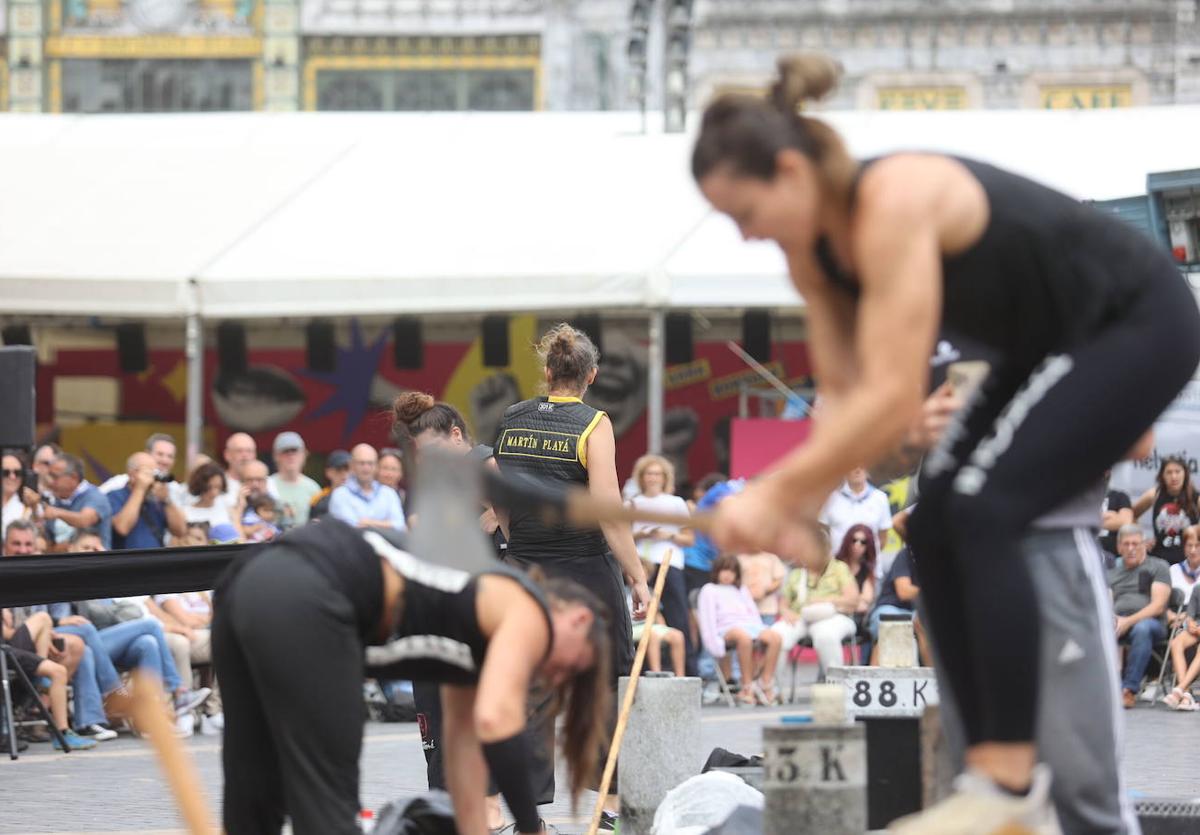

{"left": 3, "top": 0, "right": 1198, "bottom": 112}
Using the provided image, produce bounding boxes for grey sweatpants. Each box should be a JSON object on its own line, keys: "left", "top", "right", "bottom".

{"left": 931, "top": 528, "right": 1140, "bottom": 835}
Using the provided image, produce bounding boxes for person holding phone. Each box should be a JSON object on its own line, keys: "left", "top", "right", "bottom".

{"left": 695, "top": 53, "right": 1198, "bottom": 833}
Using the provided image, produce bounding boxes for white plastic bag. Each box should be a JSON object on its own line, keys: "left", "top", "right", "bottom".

{"left": 651, "top": 771, "right": 764, "bottom": 835}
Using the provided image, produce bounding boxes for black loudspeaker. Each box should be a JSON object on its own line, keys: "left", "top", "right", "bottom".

{"left": 392, "top": 317, "right": 423, "bottom": 370}
{"left": 572, "top": 314, "right": 603, "bottom": 356}
{"left": 306, "top": 320, "right": 336, "bottom": 373}
{"left": 2, "top": 325, "right": 32, "bottom": 346}
{"left": 742, "top": 310, "right": 772, "bottom": 363}
{"left": 116, "top": 324, "right": 148, "bottom": 373}
{"left": 217, "top": 322, "right": 247, "bottom": 375}
{"left": 482, "top": 316, "right": 509, "bottom": 368}
{"left": 0, "top": 346, "right": 36, "bottom": 448}
{"left": 665, "top": 313, "right": 693, "bottom": 365}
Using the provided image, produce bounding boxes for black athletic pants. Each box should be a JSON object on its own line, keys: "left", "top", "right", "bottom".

{"left": 414, "top": 678, "right": 556, "bottom": 805}
{"left": 908, "top": 266, "right": 1200, "bottom": 746}
{"left": 214, "top": 548, "right": 365, "bottom": 835}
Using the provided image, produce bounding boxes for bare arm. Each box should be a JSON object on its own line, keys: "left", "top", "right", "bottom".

{"left": 1131, "top": 488, "right": 1156, "bottom": 519}
{"left": 111, "top": 482, "right": 148, "bottom": 536}
{"left": 442, "top": 685, "right": 490, "bottom": 835}
{"left": 586, "top": 416, "right": 650, "bottom": 615}
{"left": 46, "top": 505, "right": 100, "bottom": 531}
{"left": 162, "top": 598, "right": 209, "bottom": 629}
{"left": 1101, "top": 507, "right": 1134, "bottom": 532}
{"left": 894, "top": 576, "right": 920, "bottom": 603}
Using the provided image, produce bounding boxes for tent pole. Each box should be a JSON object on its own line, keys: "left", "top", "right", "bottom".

{"left": 647, "top": 308, "right": 665, "bottom": 454}
{"left": 184, "top": 304, "right": 204, "bottom": 470}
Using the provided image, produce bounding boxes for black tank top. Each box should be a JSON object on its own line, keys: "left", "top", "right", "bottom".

{"left": 816, "top": 155, "right": 1177, "bottom": 372}
{"left": 362, "top": 527, "right": 553, "bottom": 685}
{"left": 1151, "top": 491, "right": 1199, "bottom": 565}
{"left": 494, "top": 396, "right": 608, "bottom": 560}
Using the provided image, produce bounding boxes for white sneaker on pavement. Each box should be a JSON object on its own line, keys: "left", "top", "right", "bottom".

{"left": 888, "top": 763, "right": 1061, "bottom": 835}
{"left": 174, "top": 713, "right": 195, "bottom": 738}
{"left": 200, "top": 714, "right": 223, "bottom": 736}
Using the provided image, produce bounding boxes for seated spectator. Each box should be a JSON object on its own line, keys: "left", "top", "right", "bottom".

{"left": 310, "top": 449, "right": 351, "bottom": 522}
{"left": 1169, "top": 525, "right": 1200, "bottom": 608}
{"left": 30, "top": 443, "right": 62, "bottom": 495}
{"left": 1, "top": 608, "right": 97, "bottom": 750}
{"left": 176, "top": 522, "right": 210, "bottom": 547}
{"left": 1163, "top": 587, "right": 1200, "bottom": 711}
{"left": 739, "top": 551, "right": 786, "bottom": 625}
{"left": 109, "top": 452, "right": 187, "bottom": 550}
{"left": 633, "top": 612, "right": 686, "bottom": 678}
{"left": 269, "top": 431, "right": 321, "bottom": 528}
{"left": 698, "top": 554, "right": 782, "bottom": 705}
{"left": 241, "top": 493, "right": 281, "bottom": 542}
{"left": 377, "top": 447, "right": 406, "bottom": 505}
{"left": 867, "top": 547, "right": 928, "bottom": 665}
{"left": 184, "top": 462, "right": 239, "bottom": 535}
{"left": 2, "top": 450, "right": 37, "bottom": 539}
{"left": 771, "top": 527, "right": 859, "bottom": 680}
{"left": 329, "top": 444, "right": 405, "bottom": 530}
{"left": 3, "top": 517, "right": 38, "bottom": 558}
{"left": 836, "top": 524, "right": 877, "bottom": 617}
{"left": 1109, "top": 525, "right": 1172, "bottom": 708}
{"left": 150, "top": 590, "right": 221, "bottom": 736}
{"left": 35, "top": 453, "right": 113, "bottom": 549}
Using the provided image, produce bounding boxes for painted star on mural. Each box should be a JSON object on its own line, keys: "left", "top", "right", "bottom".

{"left": 298, "top": 319, "right": 388, "bottom": 442}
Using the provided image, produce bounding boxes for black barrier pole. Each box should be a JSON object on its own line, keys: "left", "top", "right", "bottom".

{"left": 0, "top": 543, "right": 248, "bottom": 607}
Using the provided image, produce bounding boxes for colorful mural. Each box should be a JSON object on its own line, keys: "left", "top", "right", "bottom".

{"left": 34, "top": 317, "right": 813, "bottom": 489}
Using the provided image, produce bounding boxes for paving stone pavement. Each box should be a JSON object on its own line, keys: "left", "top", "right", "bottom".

{"left": 1, "top": 694, "right": 1196, "bottom": 834}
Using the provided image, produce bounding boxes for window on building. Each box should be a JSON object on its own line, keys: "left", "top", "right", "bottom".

{"left": 62, "top": 59, "right": 254, "bottom": 113}
{"left": 316, "top": 68, "right": 535, "bottom": 111}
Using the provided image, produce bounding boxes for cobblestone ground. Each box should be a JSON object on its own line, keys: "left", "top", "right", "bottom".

{"left": 1, "top": 687, "right": 1196, "bottom": 834}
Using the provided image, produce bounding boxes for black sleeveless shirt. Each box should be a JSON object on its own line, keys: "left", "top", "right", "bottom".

{"left": 1150, "top": 491, "right": 1199, "bottom": 566}
{"left": 494, "top": 396, "right": 608, "bottom": 560}
{"left": 816, "top": 155, "right": 1176, "bottom": 373}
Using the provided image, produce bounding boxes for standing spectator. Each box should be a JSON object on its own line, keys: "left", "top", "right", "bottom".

{"left": 1169, "top": 525, "right": 1200, "bottom": 606}
{"left": 681, "top": 476, "right": 740, "bottom": 595}
{"left": 269, "top": 432, "right": 320, "bottom": 528}
{"left": 697, "top": 554, "right": 783, "bottom": 705}
{"left": 377, "top": 448, "right": 406, "bottom": 505}
{"left": 628, "top": 454, "right": 696, "bottom": 675}
{"left": 328, "top": 444, "right": 405, "bottom": 530}
{"left": 2, "top": 451, "right": 36, "bottom": 538}
{"left": 109, "top": 452, "right": 187, "bottom": 550}
{"left": 309, "top": 450, "right": 351, "bottom": 522}
{"left": 771, "top": 526, "right": 859, "bottom": 680}
{"left": 184, "top": 463, "right": 239, "bottom": 535}
{"left": 1131, "top": 456, "right": 1200, "bottom": 565}
{"left": 1109, "top": 525, "right": 1172, "bottom": 708}
{"left": 99, "top": 433, "right": 180, "bottom": 494}
{"left": 1098, "top": 470, "right": 1133, "bottom": 559}
{"left": 819, "top": 467, "right": 893, "bottom": 578}
{"left": 38, "top": 453, "right": 113, "bottom": 549}
{"left": 221, "top": 433, "right": 257, "bottom": 504}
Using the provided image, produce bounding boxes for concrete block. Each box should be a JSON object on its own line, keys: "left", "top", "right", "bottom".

{"left": 762, "top": 722, "right": 867, "bottom": 835}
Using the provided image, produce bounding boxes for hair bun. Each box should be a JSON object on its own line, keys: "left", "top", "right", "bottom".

{"left": 392, "top": 390, "right": 436, "bottom": 424}
{"left": 770, "top": 54, "right": 840, "bottom": 114}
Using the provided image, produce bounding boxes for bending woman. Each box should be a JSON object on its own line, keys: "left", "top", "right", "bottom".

{"left": 214, "top": 520, "right": 610, "bottom": 835}
{"left": 696, "top": 54, "right": 1199, "bottom": 833}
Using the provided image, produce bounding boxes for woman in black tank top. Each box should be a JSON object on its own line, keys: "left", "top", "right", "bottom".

{"left": 1131, "top": 456, "right": 1200, "bottom": 565}
{"left": 690, "top": 54, "right": 1199, "bottom": 833}
{"left": 213, "top": 520, "right": 612, "bottom": 835}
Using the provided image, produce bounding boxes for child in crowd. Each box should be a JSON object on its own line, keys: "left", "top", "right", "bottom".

{"left": 697, "top": 554, "right": 782, "bottom": 705}
{"left": 241, "top": 494, "right": 281, "bottom": 542}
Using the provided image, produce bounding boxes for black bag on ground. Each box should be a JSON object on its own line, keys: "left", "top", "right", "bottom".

{"left": 373, "top": 791, "right": 458, "bottom": 835}
{"left": 701, "top": 747, "right": 763, "bottom": 772}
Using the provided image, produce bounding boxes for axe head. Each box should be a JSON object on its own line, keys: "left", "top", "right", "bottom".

{"left": 408, "top": 449, "right": 496, "bottom": 574}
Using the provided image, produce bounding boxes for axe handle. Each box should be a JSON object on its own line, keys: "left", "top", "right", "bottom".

{"left": 585, "top": 555, "right": 674, "bottom": 835}
{"left": 130, "top": 671, "right": 217, "bottom": 834}
{"left": 564, "top": 492, "right": 715, "bottom": 536}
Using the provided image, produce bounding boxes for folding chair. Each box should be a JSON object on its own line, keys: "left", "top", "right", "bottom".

{"left": 1, "top": 645, "right": 70, "bottom": 759}
{"left": 713, "top": 636, "right": 771, "bottom": 708}
{"left": 784, "top": 633, "right": 860, "bottom": 704}
{"left": 1152, "top": 589, "right": 1189, "bottom": 703}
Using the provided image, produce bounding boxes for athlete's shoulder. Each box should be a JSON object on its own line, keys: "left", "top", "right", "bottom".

{"left": 502, "top": 398, "right": 539, "bottom": 419}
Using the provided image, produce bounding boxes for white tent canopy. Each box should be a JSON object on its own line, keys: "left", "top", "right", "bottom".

{"left": 1, "top": 106, "right": 1197, "bottom": 318}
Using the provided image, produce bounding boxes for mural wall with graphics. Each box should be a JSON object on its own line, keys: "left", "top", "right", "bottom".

{"left": 33, "top": 317, "right": 813, "bottom": 490}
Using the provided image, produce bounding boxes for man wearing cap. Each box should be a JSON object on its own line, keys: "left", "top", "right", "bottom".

{"left": 268, "top": 432, "right": 321, "bottom": 529}
{"left": 309, "top": 450, "right": 352, "bottom": 523}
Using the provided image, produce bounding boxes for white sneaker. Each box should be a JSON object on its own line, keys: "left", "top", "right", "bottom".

{"left": 200, "top": 714, "right": 223, "bottom": 736}
{"left": 174, "top": 713, "right": 195, "bottom": 738}
{"left": 174, "top": 687, "right": 212, "bottom": 717}
{"left": 888, "top": 763, "right": 1061, "bottom": 835}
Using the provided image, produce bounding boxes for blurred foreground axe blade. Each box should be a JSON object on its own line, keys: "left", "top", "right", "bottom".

{"left": 407, "top": 449, "right": 497, "bottom": 574}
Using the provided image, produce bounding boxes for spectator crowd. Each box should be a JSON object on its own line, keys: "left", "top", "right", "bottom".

{"left": 4, "top": 427, "right": 1200, "bottom": 759}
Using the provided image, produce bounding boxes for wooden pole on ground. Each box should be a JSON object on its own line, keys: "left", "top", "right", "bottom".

{"left": 585, "top": 555, "right": 673, "bottom": 835}
{"left": 130, "top": 671, "right": 217, "bottom": 835}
